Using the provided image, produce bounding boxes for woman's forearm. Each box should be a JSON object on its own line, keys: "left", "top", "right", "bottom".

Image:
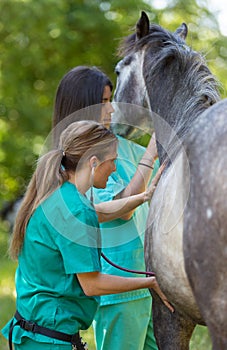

{"left": 77, "top": 271, "right": 174, "bottom": 313}
{"left": 77, "top": 271, "right": 152, "bottom": 296}
{"left": 117, "top": 134, "right": 157, "bottom": 199}
{"left": 113, "top": 135, "right": 157, "bottom": 220}
{"left": 95, "top": 163, "right": 164, "bottom": 223}
{"left": 95, "top": 192, "right": 144, "bottom": 222}
{"left": 118, "top": 149, "right": 155, "bottom": 198}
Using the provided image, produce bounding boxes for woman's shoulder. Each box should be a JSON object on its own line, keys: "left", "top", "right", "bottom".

{"left": 39, "top": 182, "right": 96, "bottom": 221}
{"left": 35, "top": 182, "right": 99, "bottom": 236}
{"left": 60, "top": 182, "right": 95, "bottom": 214}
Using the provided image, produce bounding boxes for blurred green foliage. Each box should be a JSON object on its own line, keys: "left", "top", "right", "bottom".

{"left": 0, "top": 0, "right": 227, "bottom": 209}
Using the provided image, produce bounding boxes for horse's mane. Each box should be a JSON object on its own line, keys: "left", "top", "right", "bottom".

{"left": 118, "top": 23, "right": 221, "bottom": 162}
{"left": 118, "top": 24, "right": 183, "bottom": 57}
{"left": 119, "top": 23, "right": 220, "bottom": 140}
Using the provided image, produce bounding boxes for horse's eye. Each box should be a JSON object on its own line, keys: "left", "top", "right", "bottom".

{"left": 115, "top": 67, "right": 120, "bottom": 76}
{"left": 115, "top": 60, "right": 121, "bottom": 75}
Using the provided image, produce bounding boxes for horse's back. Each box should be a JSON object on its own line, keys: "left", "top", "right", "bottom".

{"left": 184, "top": 98, "right": 227, "bottom": 347}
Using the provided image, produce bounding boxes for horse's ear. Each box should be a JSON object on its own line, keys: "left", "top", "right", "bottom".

{"left": 174, "top": 23, "right": 188, "bottom": 40}
{"left": 136, "top": 11, "right": 150, "bottom": 40}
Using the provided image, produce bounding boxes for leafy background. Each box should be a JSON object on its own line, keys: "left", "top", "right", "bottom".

{"left": 1, "top": 0, "right": 226, "bottom": 348}
{"left": 0, "top": 0, "right": 227, "bottom": 207}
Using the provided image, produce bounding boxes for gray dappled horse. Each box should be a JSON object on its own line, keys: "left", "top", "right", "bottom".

{"left": 113, "top": 11, "right": 227, "bottom": 350}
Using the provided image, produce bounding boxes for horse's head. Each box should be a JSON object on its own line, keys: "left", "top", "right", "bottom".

{"left": 114, "top": 11, "right": 188, "bottom": 109}
{"left": 113, "top": 11, "right": 220, "bottom": 161}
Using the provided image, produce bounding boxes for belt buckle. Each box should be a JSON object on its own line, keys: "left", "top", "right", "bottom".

{"left": 20, "top": 319, "right": 36, "bottom": 332}
{"left": 72, "top": 342, "right": 88, "bottom": 350}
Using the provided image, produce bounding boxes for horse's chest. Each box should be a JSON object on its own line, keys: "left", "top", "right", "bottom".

{"left": 146, "top": 152, "right": 203, "bottom": 321}
{"left": 150, "top": 176, "right": 189, "bottom": 297}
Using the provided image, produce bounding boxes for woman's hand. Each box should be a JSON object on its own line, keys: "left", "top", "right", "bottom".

{"left": 147, "top": 276, "right": 174, "bottom": 313}
{"left": 144, "top": 162, "right": 165, "bottom": 202}
{"left": 78, "top": 272, "right": 174, "bottom": 309}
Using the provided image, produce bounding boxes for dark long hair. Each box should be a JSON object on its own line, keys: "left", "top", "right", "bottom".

{"left": 52, "top": 66, "right": 113, "bottom": 145}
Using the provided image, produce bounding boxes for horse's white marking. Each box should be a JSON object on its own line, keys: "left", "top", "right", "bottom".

{"left": 206, "top": 208, "right": 213, "bottom": 219}
{"left": 115, "top": 50, "right": 150, "bottom": 109}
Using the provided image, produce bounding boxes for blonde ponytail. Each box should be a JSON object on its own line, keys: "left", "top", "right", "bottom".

{"left": 9, "top": 121, "right": 117, "bottom": 259}
{"left": 9, "top": 149, "right": 66, "bottom": 260}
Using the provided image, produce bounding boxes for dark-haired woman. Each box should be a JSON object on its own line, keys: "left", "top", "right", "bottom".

{"left": 52, "top": 66, "right": 168, "bottom": 350}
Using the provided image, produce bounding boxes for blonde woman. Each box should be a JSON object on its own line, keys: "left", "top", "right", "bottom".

{"left": 2, "top": 121, "right": 173, "bottom": 350}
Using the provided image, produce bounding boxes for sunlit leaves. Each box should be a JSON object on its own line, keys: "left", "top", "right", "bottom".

{"left": 0, "top": 0, "right": 226, "bottom": 209}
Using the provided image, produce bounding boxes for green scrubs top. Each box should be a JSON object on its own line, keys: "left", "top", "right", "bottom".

{"left": 92, "top": 136, "right": 159, "bottom": 306}
{"left": 2, "top": 182, "right": 101, "bottom": 345}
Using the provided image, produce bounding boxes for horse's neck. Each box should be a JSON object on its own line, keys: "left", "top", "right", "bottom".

{"left": 145, "top": 55, "right": 219, "bottom": 162}
{"left": 152, "top": 103, "right": 202, "bottom": 164}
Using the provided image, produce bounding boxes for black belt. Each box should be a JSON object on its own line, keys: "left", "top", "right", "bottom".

{"left": 9, "top": 310, "right": 87, "bottom": 350}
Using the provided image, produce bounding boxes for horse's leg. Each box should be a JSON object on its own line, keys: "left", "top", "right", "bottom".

{"left": 151, "top": 291, "right": 196, "bottom": 350}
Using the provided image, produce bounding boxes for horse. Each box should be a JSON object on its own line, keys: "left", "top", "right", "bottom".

{"left": 113, "top": 11, "right": 227, "bottom": 350}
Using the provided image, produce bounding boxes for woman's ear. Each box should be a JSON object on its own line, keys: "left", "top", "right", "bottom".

{"left": 89, "top": 156, "right": 98, "bottom": 169}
